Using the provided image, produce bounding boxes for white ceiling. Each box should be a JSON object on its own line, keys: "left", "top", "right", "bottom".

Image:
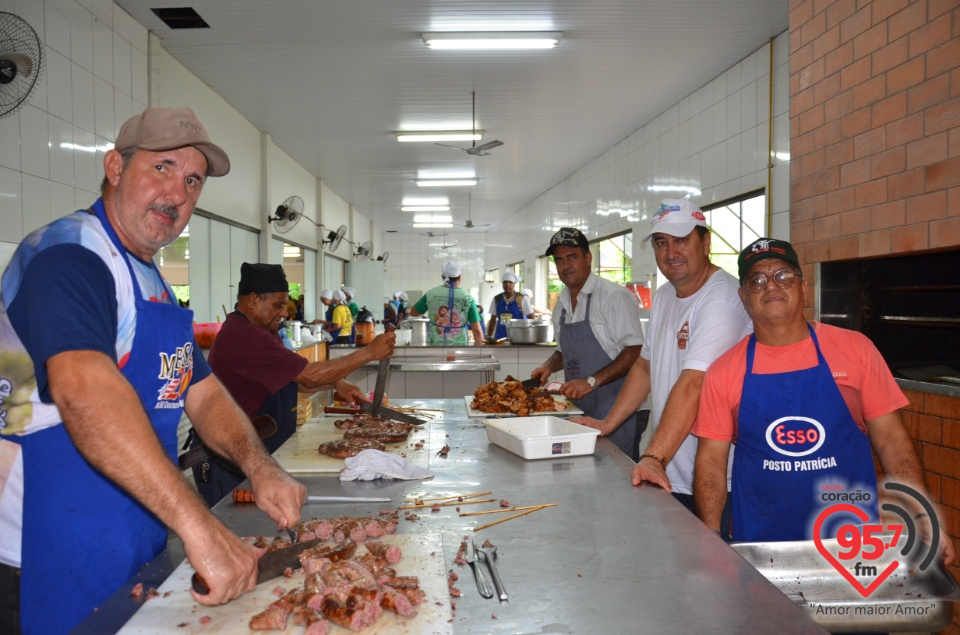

{"left": 115, "top": 0, "right": 788, "bottom": 234}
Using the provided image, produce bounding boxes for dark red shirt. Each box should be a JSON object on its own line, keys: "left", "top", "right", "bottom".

{"left": 208, "top": 312, "right": 308, "bottom": 417}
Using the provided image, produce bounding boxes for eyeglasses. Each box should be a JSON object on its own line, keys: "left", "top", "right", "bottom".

{"left": 742, "top": 268, "right": 801, "bottom": 293}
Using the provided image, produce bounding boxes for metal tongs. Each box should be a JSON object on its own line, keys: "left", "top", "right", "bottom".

{"left": 464, "top": 540, "right": 494, "bottom": 598}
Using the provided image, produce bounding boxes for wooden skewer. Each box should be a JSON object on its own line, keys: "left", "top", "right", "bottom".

{"left": 459, "top": 503, "right": 556, "bottom": 517}
{"left": 405, "top": 490, "right": 492, "bottom": 504}
{"left": 399, "top": 498, "right": 494, "bottom": 510}
{"left": 474, "top": 506, "right": 548, "bottom": 532}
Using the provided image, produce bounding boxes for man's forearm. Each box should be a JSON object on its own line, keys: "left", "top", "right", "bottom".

{"left": 644, "top": 369, "right": 705, "bottom": 462}
{"left": 49, "top": 351, "right": 222, "bottom": 545}
{"left": 298, "top": 348, "right": 378, "bottom": 388}
{"left": 693, "top": 439, "right": 731, "bottom": 530}
{"left": 602, "top": 355, "right": 651, "bottom": 428}
{"left": 592, "top": 345, "right": 641, "bottom": 387}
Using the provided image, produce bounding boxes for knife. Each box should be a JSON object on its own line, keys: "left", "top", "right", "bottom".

{"left": 520, "top": 378, "right": 563, "bottom": 394}
{"left": 191, "top": 536, "right": 326, "bottom": 595}
{"left": 178, "top": 414, "right": 278, "bottom": 471}
{"left": 464, "top": 540, "right": 494, "bottom": 598}
{"left": 359, "top": 357, "right": 427, "bottom": 425}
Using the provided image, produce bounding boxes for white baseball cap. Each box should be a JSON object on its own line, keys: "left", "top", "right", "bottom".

{"left": 642, "top": 198, "right": 708, "bottom": 243}
{"left": 442, "top": 261, "right": 461, "bottom": 278}
{"left": 522, "top": 288, "right": 533, "bottom": 297}
{"left": 320, "top": 289, "right": 333, "bottom": 300}
{"left": 502, "top": 272, "right": 518, "bottom": 284}
{"left": 383, "top": 296, "right": 392, "bottom": 303}
{"left": 399, "top": 292, "right": 409, "bottom": 301}
{"left": 342, "top": 286, "right": 356, "bottom": 298}
{"left": 333, "top": 289, "right": 347, "bottom": 302}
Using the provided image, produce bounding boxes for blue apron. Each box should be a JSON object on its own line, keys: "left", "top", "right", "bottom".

{"left": 732, "top": 325, "right": 878, "bottom": 542}
{"left": 493, "top": 293, "right": 526, "bottom": 340}
{"left": 559, "top": 294, "right": 638, "bottom": 460}
{"left": 19, "top": 205, "right": 193, "bottom": 634}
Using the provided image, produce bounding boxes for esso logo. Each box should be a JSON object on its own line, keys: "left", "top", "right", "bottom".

{"left": 765, "top": 416, "right": 826, "bottom": 457}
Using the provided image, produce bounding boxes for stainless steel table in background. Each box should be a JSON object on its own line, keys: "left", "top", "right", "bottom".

{"left": 76, "top": 399, "right": 826, "bottom": 634}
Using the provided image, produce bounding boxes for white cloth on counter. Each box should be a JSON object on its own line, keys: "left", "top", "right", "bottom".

{"left": 339, "top": 449, "right": 434, "bottom": 481}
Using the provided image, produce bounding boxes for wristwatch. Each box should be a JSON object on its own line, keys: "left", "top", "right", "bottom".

{"left": 586, "top": 376, "right": 597, "bottom": 388}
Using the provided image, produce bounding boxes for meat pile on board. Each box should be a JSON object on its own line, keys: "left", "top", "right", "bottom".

{"left": 471, "top": 377, "right": 566, "bottom": 416}
{"left": 249, "top": 512, "right": 425, "bottom": 633}
{"left": 318, "top": 415, "right": 415, "bottom": 458}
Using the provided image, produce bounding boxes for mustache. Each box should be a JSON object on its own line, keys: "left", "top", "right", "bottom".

{"left": 149, "top": 203, "right": 180, "bottom": 222}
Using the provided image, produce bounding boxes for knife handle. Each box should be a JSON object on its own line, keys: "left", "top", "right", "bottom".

{"left": 191, "top": 572, "right": 210, "bottom": 595}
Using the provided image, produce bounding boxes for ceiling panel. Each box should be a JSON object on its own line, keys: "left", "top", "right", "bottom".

{"left": 115, "top": 0, "right": 788, "bottom": 233}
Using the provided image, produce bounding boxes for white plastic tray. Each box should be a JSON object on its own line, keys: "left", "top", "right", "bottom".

{"left": 483, "top": 416, "right": 600, "bottom": 459}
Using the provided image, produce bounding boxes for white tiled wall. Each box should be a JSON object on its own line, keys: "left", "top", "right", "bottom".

{"left": 384, "top": 32, "right": 792, "bottom": 305}
{"left": 0, "top": 0, "right": 147, "bottom": 243}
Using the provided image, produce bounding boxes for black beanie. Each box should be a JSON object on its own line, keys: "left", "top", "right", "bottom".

{"left": 238, "top": 262, "right": 288, "bottom": 295}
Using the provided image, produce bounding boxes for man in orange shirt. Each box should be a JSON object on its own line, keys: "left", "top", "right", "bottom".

{"left": 692, "top": 238, "right": 954, "bottom": 564}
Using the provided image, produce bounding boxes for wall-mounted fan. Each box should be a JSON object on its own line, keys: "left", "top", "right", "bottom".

{"left": 0, "top": 12, "right": 45, "bottom": 118}
{"left": 266, "top": 195, "right": 308, "bottom": 234}
{"left": 436, "top": 92, "right": 503, "bottom": 157}
{"left": 376, "top": 251, "right": 390, "bottom": 264}
{"left": 321, "top": 224, "right": 347, "bottom": 251}
{"left": 354, "top": 240, "right": 374, "bottom": 260}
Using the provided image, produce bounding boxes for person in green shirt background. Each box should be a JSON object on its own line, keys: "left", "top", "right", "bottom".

{"left": 411, "top": 261, "right": 485, "bottom": 346}
{"left": 343, "top": 286, "right": 359, "bottom": 318}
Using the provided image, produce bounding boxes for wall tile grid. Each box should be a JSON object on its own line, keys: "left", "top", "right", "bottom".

{"left": 0, "top": 0, "right": 147, "bottom": 244}
{"left": 789, "top": 0, "right": 960, "bottom": 295}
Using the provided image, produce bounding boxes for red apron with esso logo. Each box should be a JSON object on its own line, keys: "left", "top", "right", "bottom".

{"left": 731, "top": 326, "right": 878, "bottom": 542}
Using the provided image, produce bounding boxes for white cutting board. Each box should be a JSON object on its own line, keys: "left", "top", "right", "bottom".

{"left": 272, "top": 416, "right": 431, "bottom": 474}
{"left": 117, "top": 533, "right": 451, "bottom": 634}
{"left": 464, "top": 395, "right": 583, "bottom": 418}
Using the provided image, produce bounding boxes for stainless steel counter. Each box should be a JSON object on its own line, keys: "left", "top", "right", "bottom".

{"left": 77, "top": 399, "right": 826, "bottom": 634}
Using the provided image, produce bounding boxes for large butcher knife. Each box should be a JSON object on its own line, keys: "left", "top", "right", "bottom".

{"left": 191, "top": 536, "right": 328, "bottom": 595}
{"left": 359, "top": 358, "right": 427, "bottom": 426}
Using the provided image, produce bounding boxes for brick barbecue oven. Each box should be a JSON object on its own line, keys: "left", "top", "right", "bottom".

{"left": 789, "top": 2, "right": 960, "bottom": 630}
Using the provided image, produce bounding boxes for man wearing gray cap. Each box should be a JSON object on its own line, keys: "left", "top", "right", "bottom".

{"left": 487, "top": 271, "right": 534, "bottom": 342}
{"left": 411, "top": 261, "right": 485, "bottom": 345}
{"left": 0, "top": 107, "right": 304, "bottom": 634}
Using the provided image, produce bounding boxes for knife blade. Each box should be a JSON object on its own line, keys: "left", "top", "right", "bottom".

{"left": 521, "top": 378, "right": 562, "bottom": 394}
{"left": 191, "top": 536, "right": 326, "bottom": 595}
{"left": 360, "top": 401, "right": 428, "bottom": 426}
{"left": 371, "top": 357, "right": 390, "bottom": 410}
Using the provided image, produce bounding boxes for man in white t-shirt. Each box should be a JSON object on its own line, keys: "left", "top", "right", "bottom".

{"left": 575, "top": 200, "right": 751, "bottom": 536}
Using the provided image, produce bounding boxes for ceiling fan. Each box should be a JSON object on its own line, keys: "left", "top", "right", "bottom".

{"left": 455, "top": 193, "right": 490, "bottom": 229}
{"left": 266, "top": 195, "right": 313, "bottom": 233}
{"left": 354, "top": 240, "right": 374, "bottom": 260}
{"left": 421, "top": 231, "right": 457, "bottom": 249}
{"left": 0, "top": 12, "right": 45, "bottom": 119}
{"left": 436, "top": 92, "right": 504, "bottom": 156}
{"left": 320, "top": 224, "right": 347, "bottom": 251}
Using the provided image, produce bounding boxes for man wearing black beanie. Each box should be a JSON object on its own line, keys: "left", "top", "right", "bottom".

{"left": 191, "top": 262, "right": 395, "bottom": 505}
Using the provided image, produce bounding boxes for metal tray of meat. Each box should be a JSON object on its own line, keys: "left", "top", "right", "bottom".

{"left": 732, "top": 534, "right": 960, "bottom": 632}
{"left": 464, "top": 395, "right": 583, "bottom": 418}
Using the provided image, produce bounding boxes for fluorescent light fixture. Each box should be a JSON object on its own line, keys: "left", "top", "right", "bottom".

{"left": 402, "top": 206, "right": 450, "bottom": 212}
{"left": 648, "top": 185, "right": 702, "bottom": 196}
{"left": 403, "top": 197, "right": 448, "bottom": 205}
{"left": 283, "top": 246, "right": 302, "bottom": 257}
{"left": 413, "top": 214, "right": 452, "bottom": 223}
{"left": 422, "top": 31, "right": 562, "bottom": 50}
{"left": 413, "top": 223, "right": 454, "bottom": 228}
{"left": 416, "top": 179, "right": 477, "bottom": 187}
{"left": 395, "top": 131, "right": 482, "bottom": 142}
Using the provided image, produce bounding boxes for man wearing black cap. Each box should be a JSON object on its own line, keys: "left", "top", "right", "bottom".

{"left": 530, "top": 227, "right": 645, "bottom": 459}
{"left": 198, "top": 262, "right": 396, "bottom": 506}
{"left": 0, "top": 107, "right": 305, "bottom": 634}
{"left": 691, "top": 238, "right": 955, "bottom": 564}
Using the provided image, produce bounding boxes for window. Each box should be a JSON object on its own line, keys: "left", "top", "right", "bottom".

{"left": 702, "top": 190, "right": 766, "bottom": 279}
{"left": 158, "top": 227, "right": 190, "bottom": 307}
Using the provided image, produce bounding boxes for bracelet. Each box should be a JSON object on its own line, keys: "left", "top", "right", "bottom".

{"left": 639, "top": 453, "right": 667, "bottom": 470}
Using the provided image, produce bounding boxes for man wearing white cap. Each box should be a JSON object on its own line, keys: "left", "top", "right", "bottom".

{"left": 411, "top": 261, "right": 485, "bottom": 345}
{"left": 575, "top": 199, "right": 751, "bottom": 538}
{"left": 487, "top": 272, "right": 533, "bottom": 341}
{"left": 522, "top": 288, "right": 551, "bottom": 318}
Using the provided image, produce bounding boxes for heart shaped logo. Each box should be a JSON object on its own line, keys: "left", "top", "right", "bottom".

{"left": 813, "top": 503, "right": 899, "bottom": 598}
